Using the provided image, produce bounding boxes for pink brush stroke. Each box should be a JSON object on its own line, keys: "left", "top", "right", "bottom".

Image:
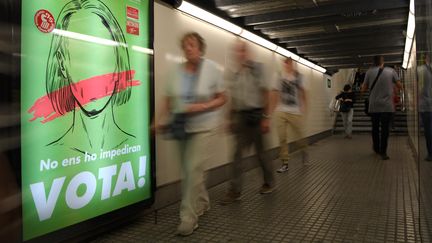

{"left": 28, "top": 70, "right": 140, "bottom": 123}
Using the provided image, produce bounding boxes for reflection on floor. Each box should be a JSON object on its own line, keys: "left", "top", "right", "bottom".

{"left": 94, "top": 135, "right": 421, "bottom": 243}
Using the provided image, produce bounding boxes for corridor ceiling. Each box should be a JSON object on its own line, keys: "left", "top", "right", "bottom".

{"left": 187, "top": 0, "right": 411, "bottom": 74}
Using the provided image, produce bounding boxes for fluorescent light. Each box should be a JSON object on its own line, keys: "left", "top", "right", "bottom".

{"left": 298, "top": 58, "right": 315, "bottom": 69}
{"left": 407, "top": 13, "right": 415, "bottom": 38}
{"left": 402, "top": 0, "right": 415, "bottom": 69}
{"left": 275, "top": 47, "right": 300, "bottom": 61}
{"left": 402, "top": 52, "right": 409, "bottom": 69}
{"left": 403, "top": 51, "right": 410, "bottom": 61}
{"left": 52, "top": 29, "right": 126, "bottom": 47}
{"left": 240, "top": 30, "right": 277, "bottom": 51}
{"left": 132, "top": 45, "right": 154, "bottom": 55}
{"left": 290, "top": 54, "right": 300, "bottom": 61}
{"left": 178, "top": 2, "right": 242, "bottom": 35}
{"left": 299, "top": 59, "right": 326, "bottom": 73}
{"left": 275, "top": 48, "right": 326, "bottom": 73}
{"left": 314, "top": 66, "right": 327, "bottom": 73}
{"left": 402, "top": 59, "right": 408, "bottom": 69}
{"left": 177, "top": 1, "right": 326, "bottom": 73}
{"left": 404, "top": 38, "right": 413, "bottom": 53}
{"left": 410, "top": 0, "right": 415, "bottom": 14}
{"left": 275, "top": 47, "right": 291, "bottom": 57}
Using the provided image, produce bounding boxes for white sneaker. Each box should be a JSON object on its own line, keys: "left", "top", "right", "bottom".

{"left": 277, "top": 164, "right": 289, "bottom": 173}
{"left": 176, "top": 221, "right": 198, "bottom": 236}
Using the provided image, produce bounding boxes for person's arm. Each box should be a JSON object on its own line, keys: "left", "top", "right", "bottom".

{"left": 262, "top": 89, "right": 271, "bottom": 117}
{"left": 152, "top": 69, "right": 175, "bottom": 133}
{"left": 186, "top": 92, "right": 227, "bottom": 113}
{"left": 299, "top": 87, "right": 308, "bottom": 114}
{"left": 395, "top": 80, "right": 403, "bottom": 91}
{"left": 267, "top": 72, "right": 281, "bottom": 117}
{"left": 260, "top": 89, "right": 271, "bottom": 133}
{"left": 361, "top": 73, "right": 369, "bottom": 93}
{"left": 395, "top": 79, "right": 403, "bottom": 92}
{"left": 392, "top": 68, "right": 403, "bottom": 93}
{"left": 268, "top": 90, "right": 280, "bottom": 116}
{"left": 298, "top": 75, "right": 308, "bottom": 114}
{"left": 360, "top": 78, "right": 369, "bottom": 93}
{"left": 186, "top": 64, "right": 227, "bottom": 113}
{"left": 361, "top": 83, "right": 368, "bottom": 92}
{"left": 151, "top": 96, "right": 171, "bottom": 133}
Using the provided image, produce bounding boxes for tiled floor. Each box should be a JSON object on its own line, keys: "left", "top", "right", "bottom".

{"left": 94, "top": 135, "right": 422, "bottom": 243}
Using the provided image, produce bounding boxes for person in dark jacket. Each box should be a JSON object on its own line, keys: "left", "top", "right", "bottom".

{"left": 335, "top": 84, "right": 355, "bottom": 139}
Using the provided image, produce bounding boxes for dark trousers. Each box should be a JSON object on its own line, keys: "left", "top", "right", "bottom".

{"left": 230, "top": 112, "right": 274, "bottom": 193}
{"left": 421, "top": 112, "right": 432, "bottom": 157}
{"left": 371, "top": 112, "right": 393, "bottom": 155}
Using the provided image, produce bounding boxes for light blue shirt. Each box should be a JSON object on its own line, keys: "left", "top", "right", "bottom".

{"left": 181, "top": 71, "right": 197, "bottom": 104}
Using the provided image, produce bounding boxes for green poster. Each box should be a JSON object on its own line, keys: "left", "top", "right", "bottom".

{"left": 21, "top": 0, "right": 152, "bottom": 240}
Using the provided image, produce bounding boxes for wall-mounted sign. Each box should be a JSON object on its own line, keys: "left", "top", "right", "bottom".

{"left": 21, "top": 0, "right": 152, "bottom": 240}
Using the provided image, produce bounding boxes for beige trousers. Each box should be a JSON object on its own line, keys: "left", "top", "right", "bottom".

{"left": 177, "top": 130, "right": 215, "bottom": 223}
{"left": 276, "top": 111, "right": 307, "bottom": 163}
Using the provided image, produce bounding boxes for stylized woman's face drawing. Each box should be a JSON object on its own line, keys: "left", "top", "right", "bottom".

{"left": 66, "top": 12, "right": 117, "bottom": 115}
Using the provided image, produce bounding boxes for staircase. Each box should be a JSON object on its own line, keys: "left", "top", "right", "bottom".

{"left": 333, "top": 91, "right": 408, "bottom": 134}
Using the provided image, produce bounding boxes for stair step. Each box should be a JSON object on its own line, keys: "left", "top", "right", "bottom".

{"left": 333, "top": 91, "right": 408, "bottom": 134}
{"left": 333, "top": 127, "right": 408, "bottom": 133}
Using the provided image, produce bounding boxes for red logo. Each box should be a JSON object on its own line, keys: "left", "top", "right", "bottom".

{"left": 34, "top": 10, "right": 55, "bottom": 33}
{"left": 126, "top": 20, "right": 139, "bottom": 35}
{"left": 127, "top": 6, "right": 139, "bottom": 20}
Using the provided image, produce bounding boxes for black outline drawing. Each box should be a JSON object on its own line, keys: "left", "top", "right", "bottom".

{"left": 45, "top": 0, "right": 135, "bottom": 153}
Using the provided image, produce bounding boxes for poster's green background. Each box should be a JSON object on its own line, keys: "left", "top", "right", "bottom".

{"left": 21, "top": 0, "right": 151, "bottom": 240}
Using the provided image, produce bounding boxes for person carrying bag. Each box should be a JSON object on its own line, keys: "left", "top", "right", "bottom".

{"left": 364, "top": 68, "right": 383, "bottom": 115}
{"left": 361, "top": 55, "right": 402, "bottom": 160}
{"left": 152, "top": 32, "right": 227, "bottom": 236}
{"left": 167, "top": 61, "right": 203, "bottom": 140}
{"left": 335, "top": 84, "right": 355, "bottom": 138}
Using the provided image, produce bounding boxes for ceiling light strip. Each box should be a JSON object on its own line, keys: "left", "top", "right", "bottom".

{"left": 178, "top": 1, "right": 242, "bottom": 35}
{"left": 177, "top": 1, "right": 326, "bottom": 73}
{"left": 402, "top": 0, "right": 415, "bottom": 69}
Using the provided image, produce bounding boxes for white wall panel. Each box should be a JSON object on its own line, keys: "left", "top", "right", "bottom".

{"left": 154, "top": 2, "right": 342, "bottom": 186}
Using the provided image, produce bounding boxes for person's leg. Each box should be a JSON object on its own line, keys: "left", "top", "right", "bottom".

{"left": 347, "top": 109, "right": 354, "bottom": 137}
{"left": 421, "top": 112, "right": 432, "bottom": 160}
{"left": 371, "top": 113, "right": 380, "bottom": 154}
{"left": 276, "top": 112, "right": 290, "bottom": 172}
{"left": 177, "top": 138, "right": 197, "bottom": 235}
{"left": 341, "top": 112, "right": 348, "bottom": 136}
{"left": 221, "top": 115, "right": 249, "bottom": 204}
{"left": 379, "top": 112, "right": 392, "bottom": 159}
{"left": 288, "top": 113, "right": 308, "bottom": 164}
{"left": 230, "top": 114, "right": 248, "bottom": 194}
{"left": 178, "top": 131, "right": 211, "bottom": 235}
{"left": 253, "top": 123, "right": 275, "bottom": 193}
{"left": 389, "top": 113, "right": 395, "bottom": 130}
